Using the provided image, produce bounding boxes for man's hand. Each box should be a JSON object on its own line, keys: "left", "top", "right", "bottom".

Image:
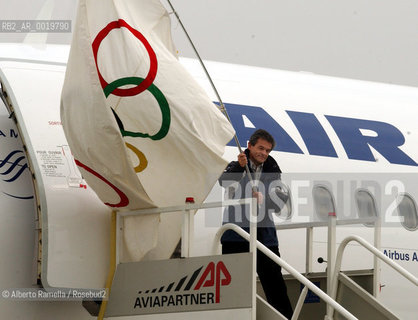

{"left": 252, "top": 191, "right": 264, "bottom": 204}
{"left": 238, "top": 152, "right": 247, "bottom": 168}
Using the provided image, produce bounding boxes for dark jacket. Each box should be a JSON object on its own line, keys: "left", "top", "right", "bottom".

{"left": 219, "top": 149, "right": 286, "bottom": 246}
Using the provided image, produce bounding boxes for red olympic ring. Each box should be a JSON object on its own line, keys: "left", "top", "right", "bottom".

{"left": 92, "top": 19, "right": 157, "bottom": 97}
{"left": 75, "top": 159, "right": 129, "bottom": 208}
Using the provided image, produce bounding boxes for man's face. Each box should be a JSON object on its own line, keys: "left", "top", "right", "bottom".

{"left": 248, "top": 138, "right": 273, "bottom": 166}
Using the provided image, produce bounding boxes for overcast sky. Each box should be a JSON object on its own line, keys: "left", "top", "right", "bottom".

{"left": 1, "top": 0, "right": 417, "bottom": 87}
{"left": 166, "top": 0, "right": 418, "bottom": 88}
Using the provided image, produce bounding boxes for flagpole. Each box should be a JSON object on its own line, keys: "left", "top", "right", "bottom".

{"left": 165, "top": 0, "right": 256, "bottom": 187}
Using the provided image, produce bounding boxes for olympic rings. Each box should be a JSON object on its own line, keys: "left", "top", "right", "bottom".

{"left": 92, "top": 19, "right": 157, "bottom": 97}
{"left": 86, "top": 19, "right": 172, "bottom": 208}
{"left": 110, "top": 80, "right": 170, "bottom": 141}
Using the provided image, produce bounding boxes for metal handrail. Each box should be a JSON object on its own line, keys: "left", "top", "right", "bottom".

{"left": 116, "top": 198, "right": 249, "bottom": 216}
{"left": 275, "top": 217, "right": 378, "bottom": 230}
{"left": 214, "top": 223, "right": 358, "bottom": 320}
{"left": 329, "top": 235, "right": 418, "bottom": 317}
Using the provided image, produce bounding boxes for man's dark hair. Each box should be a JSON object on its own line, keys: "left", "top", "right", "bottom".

{"left": 249, "top": 129, "right": 276, "bottom": 149}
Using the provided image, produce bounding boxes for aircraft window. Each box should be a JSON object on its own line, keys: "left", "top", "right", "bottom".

{"left": 273, "top": 182, "right": 292, "bottom": 221}
{"left": 355, "top": 189, "right": 378, "bottom": 227}
{"left": 396, "top": 193, "right": 418, "bottom": 231}
{"left": 313, "top": 185, "right": 336, "bottom": 221}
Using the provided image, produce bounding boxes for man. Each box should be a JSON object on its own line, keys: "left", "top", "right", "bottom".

{"left": 219, "top": 129, "right": 293, "bottom": 319}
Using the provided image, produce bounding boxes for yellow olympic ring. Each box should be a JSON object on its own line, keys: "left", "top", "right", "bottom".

{"left": 125, "top": 143, "right": 148, "bottom": 173}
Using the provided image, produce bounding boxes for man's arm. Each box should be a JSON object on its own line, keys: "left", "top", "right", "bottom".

{"left": 218, "top": 152, "right": 247, "bottom": 187}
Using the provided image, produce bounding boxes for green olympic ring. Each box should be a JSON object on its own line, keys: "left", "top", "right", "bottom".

{"left": 110, "top": 78, "right": 171, "bottom": 141}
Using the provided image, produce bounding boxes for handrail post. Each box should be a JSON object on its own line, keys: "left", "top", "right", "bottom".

{"left": 181, "top": 197, "right": 195, "bottom": 258}
{"left": 306, "top": 227, "right": 313, "bottom": 274}
{"left": 292, "top": 286, "right": 309, "bottom": 320}
{"left": 115, "top": 213, "right": 122, "bottom": 265}
{"left": 249, "top": 197, "right": 257, "bottom": 320}
{"left": 326, "top": 212, "right": 337, "bottom": 319}
{"left": 97, "top": 211, "right": 117, "bottom": 320}
{"left": 373, "top": 216, "right": 382, "bottom": 297}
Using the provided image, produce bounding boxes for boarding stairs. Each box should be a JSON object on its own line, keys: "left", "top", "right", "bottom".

{"left": 87, "top": 198, "right": 417, "bottom": 320}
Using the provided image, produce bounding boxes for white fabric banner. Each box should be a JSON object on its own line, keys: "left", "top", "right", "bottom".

{"left": 61, "top": 0, "right": 234, "bottom": 261}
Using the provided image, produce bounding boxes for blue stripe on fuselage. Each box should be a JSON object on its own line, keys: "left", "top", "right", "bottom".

{"left": 222, "top": 103, "right": 417, "bottom": 167}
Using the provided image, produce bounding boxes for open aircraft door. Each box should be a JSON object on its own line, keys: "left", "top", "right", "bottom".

{"left": 0, "top": 59, "right": 110, "bottom": 292}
